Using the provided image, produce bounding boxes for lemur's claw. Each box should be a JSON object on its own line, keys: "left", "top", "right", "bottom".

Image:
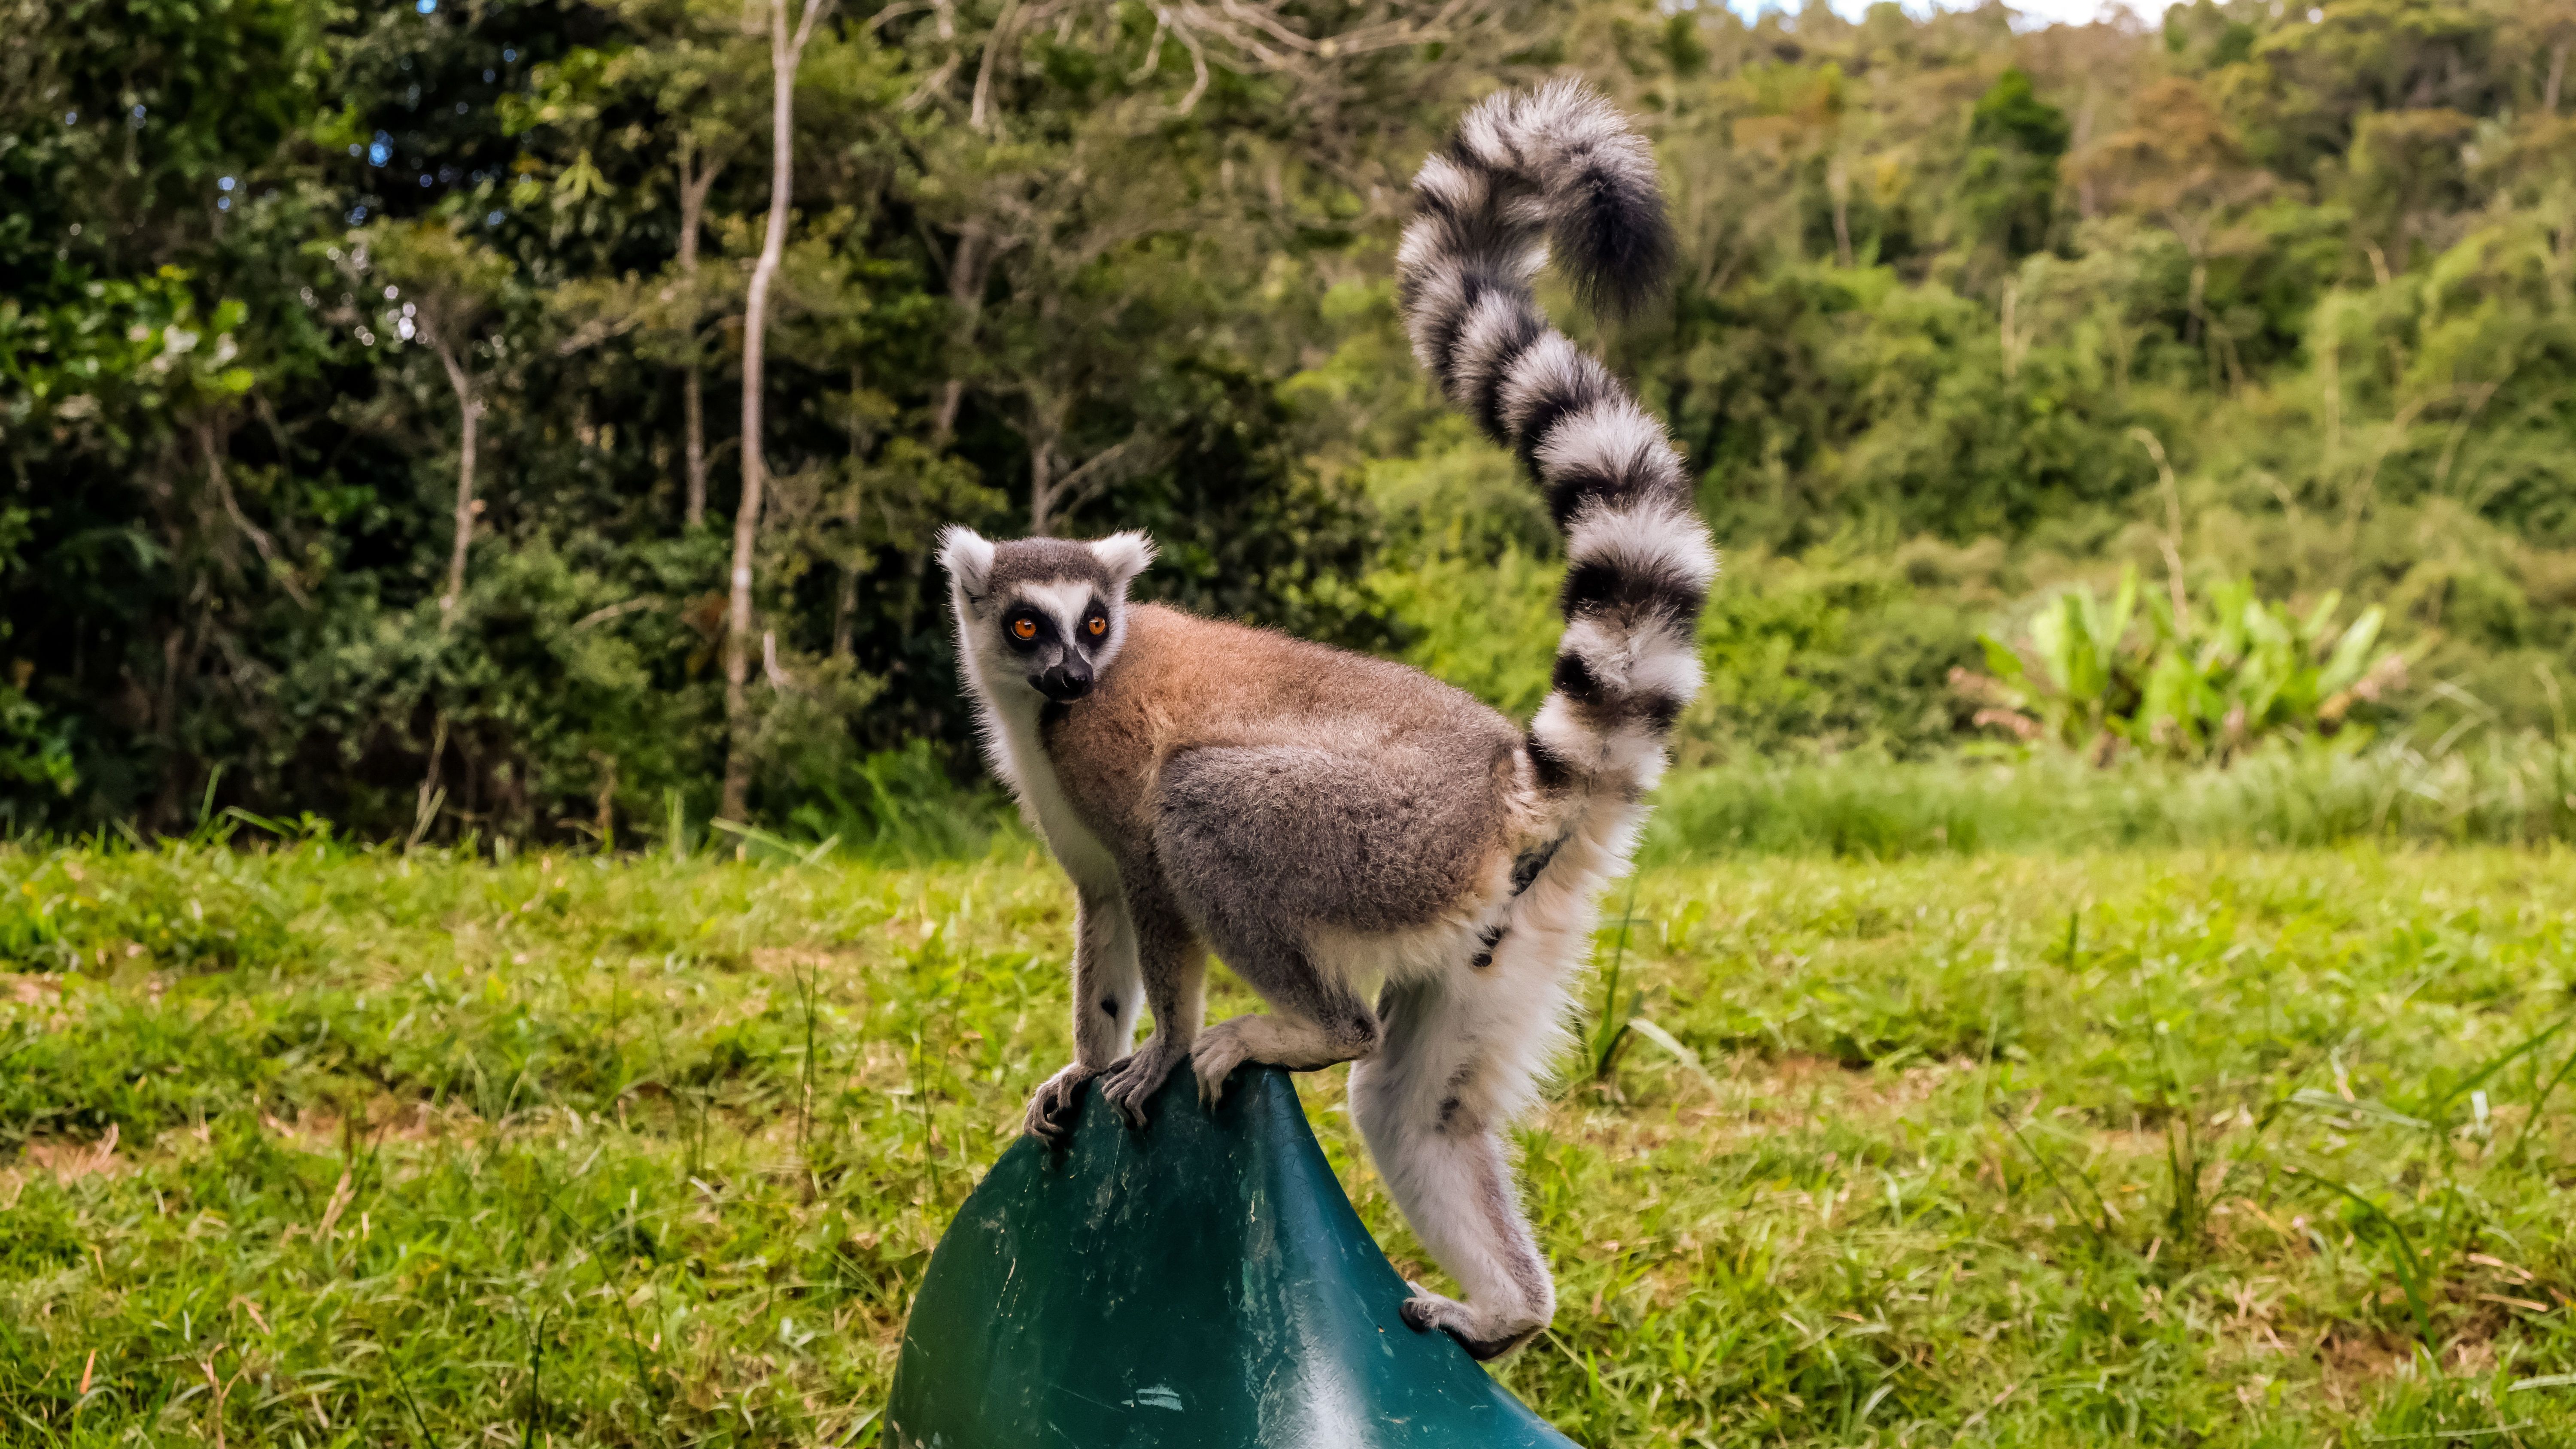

{"left": 1098, "top": 1046, "right": 1176, "bottom": 1128}
{"left": 1398, "top": 1286, "right": 1546, "bottom": 1362}
{"left": 1021, "top": 1063, "right": 1096, "bottom": 1144}
{"left": 1188, "top": 1025, "right": 1248, "bottom": 1109}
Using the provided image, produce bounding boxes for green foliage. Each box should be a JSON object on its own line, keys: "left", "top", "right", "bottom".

{"left": 1959, "top": 566, "right": 2405, "bottom": 760}
{"left": 1959, "top": 68, "right": 2069, "bottom": 260}
{"left": 7, "top": 0, "right": 2576, "bottom": 837}
{"left": 1687, "top": 549, "right": 1984, "bottom": 761}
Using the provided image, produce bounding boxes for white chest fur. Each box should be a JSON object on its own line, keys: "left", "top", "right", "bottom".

{"left": 961, "top": 655, "right": 1121, "bottom": 895}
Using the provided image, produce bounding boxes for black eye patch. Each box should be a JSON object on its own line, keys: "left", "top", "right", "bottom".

{"left": 1002, "top": 609, "right": 1054, "bottom": 650}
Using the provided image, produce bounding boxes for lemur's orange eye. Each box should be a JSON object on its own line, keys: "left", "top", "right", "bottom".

{"left": 1086, "top": 615, "right": 1107, "bottom": 637}
{"left": 1011, "top": 618, "right": 1037, "bottom": 640}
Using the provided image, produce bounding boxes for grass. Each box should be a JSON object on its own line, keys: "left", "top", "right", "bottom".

{"left": 1642, "top": 735, "right": 2576, "bottom": 861}
{"left": 10, "top": 837, "right": 2576, "bottom": 1445}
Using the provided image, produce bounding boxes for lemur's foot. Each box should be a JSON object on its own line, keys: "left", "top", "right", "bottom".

{"left": 1399, "top": 1286, "right": 1548, "bottom": 1362}
{"left": 1022, "top": 1062, "right": 1097, "bottom": 1144}
{"left": 1098, "top": 1037, "right": 1185, "bottom": 1128}
{"left": 1189, "top": 1020, "right": 1252, "bottom": 1107}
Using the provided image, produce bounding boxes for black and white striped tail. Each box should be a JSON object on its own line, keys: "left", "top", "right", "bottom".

{"left": 1397, "top": 79, "right": 1713, "bottom": 801}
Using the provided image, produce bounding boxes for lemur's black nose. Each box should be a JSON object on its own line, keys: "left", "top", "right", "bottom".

{"left": 1035, "top": 664, "right": 1093, "bottom": 703}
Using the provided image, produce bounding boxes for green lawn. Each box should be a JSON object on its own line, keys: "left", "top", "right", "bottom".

{"left": 7, "top": 838, "right": 2576, "bottom": 1446}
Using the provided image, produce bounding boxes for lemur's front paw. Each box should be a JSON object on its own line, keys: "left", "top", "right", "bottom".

{"left": 1098, "top": 1039, "right": 1183, "bottom": 1128}
{"left": 1399, "top": 1287, "right": 1548, "bottom": 1362}
{"left": 1190, "top": 1022, "right": 1250, "bottom": 1107}
{"left": 1022, "top": 1063, "right": 1097, "bottom": 1145}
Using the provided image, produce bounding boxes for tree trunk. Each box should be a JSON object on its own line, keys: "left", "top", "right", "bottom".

{"left": 683, "top": 367, "right": 707, "bottom": 526}
{"left": 932, "top": 223, "right": 988, "bottom": 445}
{"left": 432, "top": 339, "right": 479, "bottom": 620}
{"left": 2072, "top": 90, "right": 2099, "bottom": 221}
{"left": 1028, "top": 435, "right": 1057, "bottom": 537}
{"left": 1827, "top": 156, "right": 1853, "bottom": 269}
{"left": 834, "top": 366, "right": 867, "bottom": 659}
{"left": 2321, "top": 324, "right": 2341, "bottom": 463}
{"left": 2548, "top": 41, "right": 2569, "bottom": 115}
{"left": 1999, "top": 278, "right": 2018, "bottom": 381}
{"left": 678, "top": 145, "right": 723, "bottom": 528}
{"left": 832, "top": 540, "right": 862, "bottom": 658}
{"left": 722, "top": 0, "right": 830, "bottom": 822}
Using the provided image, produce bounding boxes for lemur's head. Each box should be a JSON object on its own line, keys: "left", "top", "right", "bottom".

{"left": 936, "top": 527, "right": 1156, "bottom": 704}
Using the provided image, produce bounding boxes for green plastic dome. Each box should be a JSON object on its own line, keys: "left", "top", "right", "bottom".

{"left": 886, "top": 1065, "right": 1578, "bottom": 1447}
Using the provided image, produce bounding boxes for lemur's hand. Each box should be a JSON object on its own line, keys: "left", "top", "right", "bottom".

{"left": 1098, "top": 1035, "right": 1186, "bottom": 1128}
{"left": 1022, "top": 1062, "right": 1097, "bottom": 1145}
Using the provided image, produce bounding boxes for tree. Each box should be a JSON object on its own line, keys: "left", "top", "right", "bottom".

{"left": 355, "top": 220, "right": 515, "bottom": 616}
{"left": 2344, "top": 106, "right": 2475, "bottom": 276}
{"left": 720, "top": 0, "right": 834, "bottom": 823}
{"left": 676, "top": 133, "right": 729, "bottom": 526}
{"left": 1958, "top": 68, "right": 2071, "bottom": 264}
{"left": 2067, "top": 75, "right": 2271, "bottom": 364}
{"left": 2505, "top": 0, "right": 2576, "bottom": 114}
{"left": 889, "top": 0, "right": 1516, "bottom": 541}
{"left": 627, "top": 2, "right": 763, "bottom": 527}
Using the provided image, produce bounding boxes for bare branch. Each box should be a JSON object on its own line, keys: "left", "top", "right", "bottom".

{"left": 199, "top": 422, "right": 310, "bottom": 607}
{"left": 556, "top": 312, "right": 645, "bottom": 356}
{"left": 1165, "top": 10, "right": 1210, "bottom": 115}
{"left": 970, "top": 0, "right": 1021, "bottom": 132}
{"left": 790, "top": 0, "right": 834, "bottom": 55}
{"left": 1127, "top": 9, "right": 1167, "bottom": 80}
{"left": 1039, "top": 426, "right": 1176, "bottom": 530}
{"left": 573, "top": 597, "right": 665, "bottom": 631}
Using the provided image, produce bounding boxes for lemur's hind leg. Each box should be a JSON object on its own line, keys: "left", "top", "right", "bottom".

{"left": 1353, "top": 967, "right": 1567, "bottom": 1361}
{"left": 1151, "top": 740, "right": 1511, "bottom": 1103}
{"left": 1187, "top": 961, "right": 1379, "bottom": 1108}
{"left": 1024, "top": 884, "right": 1141, "bottom": 1143}
{"left": 1096, "top": 872, "right": 1207, "bottom": 1128}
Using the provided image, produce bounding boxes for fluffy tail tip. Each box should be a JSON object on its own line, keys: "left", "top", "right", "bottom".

{"left": 1520, "top": 79, "right": 1674, "bottom": 315}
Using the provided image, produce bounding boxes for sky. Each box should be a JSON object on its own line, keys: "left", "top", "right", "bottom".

{"left": 1984, "top": 0, "right": 2150, "bottom": 24}
{"left": 1727, "top": 0, "right": 2153, "bottom": 28}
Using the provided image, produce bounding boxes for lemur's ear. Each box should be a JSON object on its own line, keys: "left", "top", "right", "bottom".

{"left": 936, "top": 526, "right": 996, "bottom": 597}
{"left": 1090, "top": 531, "right": 1156, "bottom": 591}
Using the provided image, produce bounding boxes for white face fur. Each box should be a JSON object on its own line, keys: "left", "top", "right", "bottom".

{"left": 937, "top": 527, "right": 1156, "bottom": 706}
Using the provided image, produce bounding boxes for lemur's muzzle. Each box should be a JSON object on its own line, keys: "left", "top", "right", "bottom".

{"left": 1034, "top": 662, "right": 1094, "bottom": 703}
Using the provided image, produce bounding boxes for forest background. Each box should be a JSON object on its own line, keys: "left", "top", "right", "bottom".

{"left": 5, "top": 0, "right": 2575, "bottom": 847}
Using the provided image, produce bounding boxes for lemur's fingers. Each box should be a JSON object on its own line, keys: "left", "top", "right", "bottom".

{"left": 1099, "top": 1045, "right": 1174, "bottom": 1128}
{"left": 1187, "top": 1020, "right": 1250, "bottom": 1110}
{"left": 1397, "top": 1287, "right": 1545, "bottom": 1362}
{"left": 1021, "top": 1062, "right": 1095, "bottom": 1143}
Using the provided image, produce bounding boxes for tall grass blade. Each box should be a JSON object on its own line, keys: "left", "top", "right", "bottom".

{"left": 2294, "top": 1169, "right": 2436, "bottom": 1360}
{"left": 1991, "top": 1106, "right": 2113, "bottom": 1248}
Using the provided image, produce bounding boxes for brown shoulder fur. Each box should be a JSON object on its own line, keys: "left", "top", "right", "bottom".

{"left": 1038, "top": 603, "right": 1521, "bottom": 859}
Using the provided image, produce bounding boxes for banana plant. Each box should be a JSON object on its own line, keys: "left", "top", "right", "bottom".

{"left": 1958, "top": 567, "right": 2405, "bottom": 762}
{"left": 1970, "top": 567, "right": 2139, "bottom": 752}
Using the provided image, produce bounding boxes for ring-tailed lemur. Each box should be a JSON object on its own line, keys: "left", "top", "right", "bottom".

{"left": 937, "top": 79, "right": 1709, "bottom": 1361}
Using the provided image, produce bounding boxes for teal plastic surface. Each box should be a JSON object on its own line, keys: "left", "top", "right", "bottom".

{"left": 885, "top": 1066, "right": 1578, "bottom": 1447}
